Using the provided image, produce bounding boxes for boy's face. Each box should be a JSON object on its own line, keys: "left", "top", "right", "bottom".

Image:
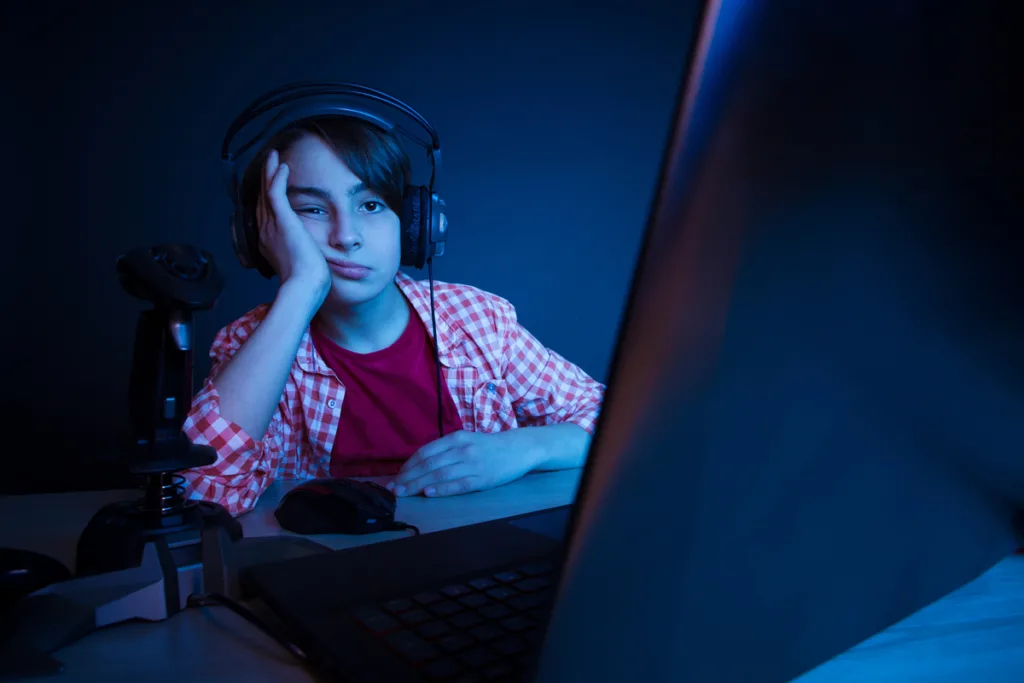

{"left": 279, "top": 133, "right": 402, "bottom": 308}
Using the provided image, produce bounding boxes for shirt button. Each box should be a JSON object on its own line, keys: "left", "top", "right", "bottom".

{"left": 487, "top": 383, "right": 497, "bottom": 393}
{"left": 327, "top": 399, "right": 337, "bottom": 408}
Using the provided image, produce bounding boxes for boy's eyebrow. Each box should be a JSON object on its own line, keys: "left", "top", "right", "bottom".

{"left": 285, "top": 183, "right": 368, "bottom": 201}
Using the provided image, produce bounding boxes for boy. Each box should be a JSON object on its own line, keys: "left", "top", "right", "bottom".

{"left": 182, "top": 115, "right": 605, "bottom": 516}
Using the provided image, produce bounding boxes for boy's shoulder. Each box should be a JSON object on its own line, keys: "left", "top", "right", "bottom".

{"left": 396, "top": 272, "right": 518, "bottom": 323}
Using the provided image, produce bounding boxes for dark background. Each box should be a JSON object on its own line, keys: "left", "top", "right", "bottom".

{"left": 3, "top": 0, "right": 700, "bottom": 492}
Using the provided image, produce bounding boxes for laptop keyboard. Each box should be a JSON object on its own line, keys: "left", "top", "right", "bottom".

{"left": 347, "top": 559, "right": 557, "bottom": 682}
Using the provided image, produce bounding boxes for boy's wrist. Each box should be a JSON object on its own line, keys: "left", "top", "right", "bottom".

{"left": 275, "top": 279, "right": 326, "bottom": 322}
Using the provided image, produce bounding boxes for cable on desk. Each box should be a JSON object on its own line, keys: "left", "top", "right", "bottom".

{"left": 389, "top": 522, "right": 421, "bottom": 536}
{"left": 187, "top": 592, "right": 307, "bottom": 662}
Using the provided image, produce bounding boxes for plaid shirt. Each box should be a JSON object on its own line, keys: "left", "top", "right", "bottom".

{"left": 182, "top": 272, "right": 605, "bottom": 516}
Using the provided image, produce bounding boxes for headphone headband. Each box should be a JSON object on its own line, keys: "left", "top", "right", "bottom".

{"left": 221, "top": 81, "right": 441, "bottom": 164}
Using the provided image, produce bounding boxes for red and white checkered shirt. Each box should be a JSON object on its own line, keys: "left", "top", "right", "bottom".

{"left": 182, "top": 272, "right": 605, "bottom": 516}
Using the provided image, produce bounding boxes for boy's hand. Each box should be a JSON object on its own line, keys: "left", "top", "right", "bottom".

{"left": 387, "top": 430, "right": 542, "bottom": 498}
{"left": 257, "top": 149, "right": 331, "bottom": 301}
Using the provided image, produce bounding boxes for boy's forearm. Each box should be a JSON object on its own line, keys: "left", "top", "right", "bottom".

{"left": 211, "top": 282, "right": 321, "bottom": 440}
{"left": 525, "top": 423, "right": 593, "bottom": 472}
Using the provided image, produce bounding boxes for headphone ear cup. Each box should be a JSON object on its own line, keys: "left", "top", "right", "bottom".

{"left": 401, "top": 185, "right": 429, "bottom": 269}
{"left": 228, "top": 173, "right": 254, "bottom": 270}
{"left": 230, "top": 211, "right": 252, "bottom": 269}
{"left": 234, "top": 199, "right": 276, "bottom": 279}
{"left": 228, "top": 172, "right": 275, "bottom": 279}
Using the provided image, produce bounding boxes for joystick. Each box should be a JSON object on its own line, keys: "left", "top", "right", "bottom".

{"left": 75, "top": 244, "right": 243, "bottom": 600}
{"left": 1, "top": 245, "right": 250, "bottom": 679}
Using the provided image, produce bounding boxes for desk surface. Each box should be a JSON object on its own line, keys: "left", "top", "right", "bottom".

{"left": 1, "top": 472, "right": 1021, "bottom": 683}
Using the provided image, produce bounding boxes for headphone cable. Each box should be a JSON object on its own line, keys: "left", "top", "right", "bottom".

{"left": 427, "top": 258, "right": 443, "bottom": 440}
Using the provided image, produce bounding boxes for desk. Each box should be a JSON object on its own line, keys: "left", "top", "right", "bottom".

{"left": 0, "top": 471, "right": 581, "bottom": 683}
{"left": 1, "top": 472, "right": 1022, "bottom": 682}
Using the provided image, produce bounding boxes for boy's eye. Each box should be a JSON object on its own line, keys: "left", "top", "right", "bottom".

{"left": 363, "top": 201, "right": 383, "bottom": 213}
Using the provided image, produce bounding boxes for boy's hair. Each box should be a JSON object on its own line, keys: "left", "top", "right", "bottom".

{"left": 240, "top": 116, "right": 411, "bottom": 222}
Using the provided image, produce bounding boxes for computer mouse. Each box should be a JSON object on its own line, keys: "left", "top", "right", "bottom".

{"left": 0, "top": 548, "right": 72, "bottom": 613}
{"left": 274, "top": 477, "right": 414, "bottom": 536}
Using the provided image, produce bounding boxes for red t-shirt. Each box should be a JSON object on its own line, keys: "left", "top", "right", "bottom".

{"left": 310, "top": 308, "right": 464, "bottom": 477}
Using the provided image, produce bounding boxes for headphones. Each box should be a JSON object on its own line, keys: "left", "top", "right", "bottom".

{"left": 220, "top": 81, "right": 449, "bottom": 277}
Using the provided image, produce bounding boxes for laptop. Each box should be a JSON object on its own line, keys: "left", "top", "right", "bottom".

{"left": 242, "top": 1, "right": 1021, "bottom": 681}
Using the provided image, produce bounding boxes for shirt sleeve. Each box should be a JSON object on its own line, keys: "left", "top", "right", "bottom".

{"left": 496, "top": 300, "right": 606, "bottom": 434}
{"left": 181, "top": 308, "right": 293, "bottom": 517}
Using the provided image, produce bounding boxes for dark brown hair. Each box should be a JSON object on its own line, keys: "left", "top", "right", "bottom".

{"left": 240, "top": 116, "right": 411, "bottom": 220}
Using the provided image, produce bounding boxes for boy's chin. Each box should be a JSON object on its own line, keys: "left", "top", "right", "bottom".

{"left": 326, "top": 277, "right": 389, "bottom": 306}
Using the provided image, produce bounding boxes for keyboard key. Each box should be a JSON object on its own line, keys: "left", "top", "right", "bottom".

{"left": 382, "top": 597, "right": 415, "bottom": 614}
{"left": 441, "top": 584, "right": 472, "bottom": 598}
{"left": 417, "top": 620, "right": 453, "bottom": 639}
{"left": 508, "top": 592, "right": 548, "bottom": 611}
{"left": 438, "top": 632, "right": 476, "bottom": 653}
{"left": 459, "top": 646, "right": 498, "bottom": 668}
{"left": 479, "top": 604, "right": 512, "bottom": 620}
{"left": 491, "top": 634, "right": 528, "bottom": 656}
{"left": 449, "top": 612, "right": 483, "bottom": 629}
{"left": 422, "top": 657, "right": 464, "bottom": 681}
{"left": 470, "top": 622, "right": 504, "bottom": 642}
{"left": 468, "top": 577, "right": 498, "bottom": 591}
{"left": 399, "top": 608, "right": 433, "bottom": 626}
{"left": 430, "top": 600, "right": 464, "bottom": 617}
{"left": 517, "top": 561, "right": 553, "bottom": 576}
{"left": 458, "top": 593, "right": 491, "bottom": 608}
{"left": 350, "top": 606, "right": 399, "bottom": 633}
{"left": 493, "top": 571, "right": 522, "bottom": 583}
{"left": 384, "top": 631, "right": 439, "bottom": 662}
{"left": 500, "top": 616, "right": 533, "bottom": 633}
{"left": 514, "top": 577, "right": 550, "bottom": 593}
{"left": 414, "top": 591, "right": 444, "bottom": 606}
{"left": 486, "top": 587, "right": 516, "bottom": 601}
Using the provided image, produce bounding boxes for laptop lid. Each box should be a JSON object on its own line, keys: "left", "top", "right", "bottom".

{"left": 534, "top": 1, "right": 1020, "bottom": 682}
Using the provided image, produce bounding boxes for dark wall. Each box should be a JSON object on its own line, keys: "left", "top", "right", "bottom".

{"left": 4, "top": 0, "right": 699, "bottom": 492}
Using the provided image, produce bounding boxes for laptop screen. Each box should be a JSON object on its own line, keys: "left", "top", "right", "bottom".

{"left": 534, "top": 1, "right": 1021, "bottom": 682}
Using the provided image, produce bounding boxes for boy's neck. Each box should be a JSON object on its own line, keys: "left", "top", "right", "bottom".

{"left": 315, "top": 282, "right": 411, "bottom": 354}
